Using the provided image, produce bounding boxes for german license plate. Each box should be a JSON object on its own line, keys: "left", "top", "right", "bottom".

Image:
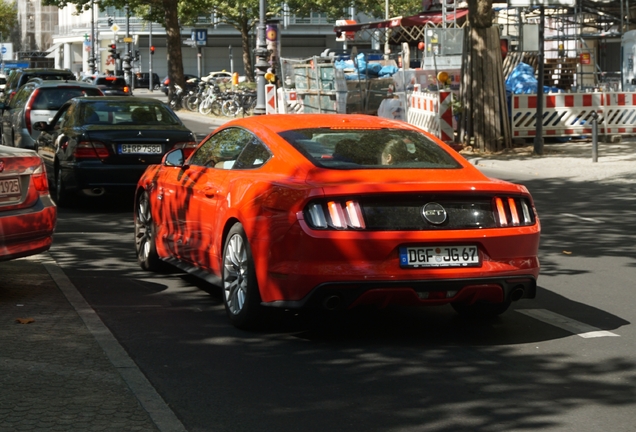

{"left": 399, "top": 245, "right": 480, "bottom": 268}
{"left": 0, "top": 178, "right": 21, "bottom": 202}
{"left": 119, "top": 144, "right": 162, "bottom": 154}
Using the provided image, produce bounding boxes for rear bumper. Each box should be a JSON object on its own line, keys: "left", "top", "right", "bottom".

{"left": 62, "top": 162, "right": 149, "bottom": 191}
{"left": 0, "top": 196, "right": 57, "bottom": 261}
{"left": 262, "top": 276, "right": 537, "bottom": 310}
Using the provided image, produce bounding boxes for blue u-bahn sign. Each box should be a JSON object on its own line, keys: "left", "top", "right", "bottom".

{"left": 192, "top": 29, "right": 207, "bottom": 46}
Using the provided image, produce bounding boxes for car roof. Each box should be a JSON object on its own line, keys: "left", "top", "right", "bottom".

{"left": 30, "top": 80, "right": 98, "bottom": 88}
{"left": 77, "top": 96, "right": 166, "bottom": 104}
{"left": 222, "top": 113, "right": 423, "bottom": 134}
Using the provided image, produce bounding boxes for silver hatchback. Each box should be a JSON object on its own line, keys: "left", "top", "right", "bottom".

{"left": 0, "top": 79, "right": 103, "bottom": 149}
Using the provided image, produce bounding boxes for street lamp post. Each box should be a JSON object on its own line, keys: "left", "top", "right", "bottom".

{"left": 88, "top": 0, "right": 96, "bottom": 73}
{"left": 253, "top": 0, "right": 269, "bottom": 115}
{"left": 123, "top": 4, "right": 132, "bottom": 86}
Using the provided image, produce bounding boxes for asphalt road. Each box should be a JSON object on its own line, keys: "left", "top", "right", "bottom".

{"left": 39, "top": 114, "right": 636, "bottom": 431}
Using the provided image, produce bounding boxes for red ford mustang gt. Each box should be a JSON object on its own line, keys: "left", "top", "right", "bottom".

{"left": 0, "top": 145, "right": 56, "bottom": 261}
{"left": 134, "top": 114, "right": 540, "bottom": 329}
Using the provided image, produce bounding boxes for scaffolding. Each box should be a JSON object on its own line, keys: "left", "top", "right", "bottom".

{"left": 495, "top": 0, "right": 636, "bottom": 90}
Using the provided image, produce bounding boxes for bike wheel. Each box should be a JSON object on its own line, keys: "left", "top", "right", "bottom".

{"left": 185, "top": 95, "right": 199, "bottom": 112}
{"left": 199, "top": 99, "right": 212, "bottom": 115}
{"left": 222, "top": 99, "right": 240, "bottom": 117}
{"left": 210, "top": 101, "right": 222, "bottom": 117}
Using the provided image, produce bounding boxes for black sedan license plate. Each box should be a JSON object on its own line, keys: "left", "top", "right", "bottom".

{"left": 399, "top": 245, "right": 480, "bottom": 268}
{"left": 119, "top": 144, "right": 162, "bottom": 154}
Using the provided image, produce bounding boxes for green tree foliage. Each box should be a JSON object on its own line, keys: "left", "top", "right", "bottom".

{"left": 43, "top": 0, "right": 188, "bottom": 91}
{"left": 286, "top": 0, "right": 422, "bottom": 22}
{"left": 179, "top": 0, "right": 282, "bottom": 82}
{"left": 0, "top": 0, "right": 18, "bottom": 42}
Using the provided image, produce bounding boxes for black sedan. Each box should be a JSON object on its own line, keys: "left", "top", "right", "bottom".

{"left": 91, "top": 76, "right": 132, "bottom": 96}
{"left": 33, "top": 96, "right": 197, "bottom": 206}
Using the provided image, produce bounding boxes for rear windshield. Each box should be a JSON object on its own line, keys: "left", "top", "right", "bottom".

{"left": 26, "top": 73, "right": 75, "bottom": 82}
{"left": 279, "top": 128, "right": 461, "bottom": 169}
{"left": 0, "top": 78, "right": 6, "bottom": 85}
{"left": 31, "top": 87, "right": 103, "bottom": 110}
{"left": 95, "top": 77, "right": 127, "bottom": 87}
{"left": 79, "top": 101, "right": 181, "bottom": 126}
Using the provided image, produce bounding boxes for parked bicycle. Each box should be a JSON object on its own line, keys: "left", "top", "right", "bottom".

{"left": 168, "top": 84, "right": 185, "bottom": 111}
{"left": 198, "top": 84, "right": 223, "bottom": 116}
{"left": 221, "top": 90, "right": 257, "bottom": 117}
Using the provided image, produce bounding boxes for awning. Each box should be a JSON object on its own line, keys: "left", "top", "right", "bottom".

{"left": 45, "top": 43, "right": 62, "bottom": 53}
{"left": 334, "top": 9, "right": 469, "bottom": 33}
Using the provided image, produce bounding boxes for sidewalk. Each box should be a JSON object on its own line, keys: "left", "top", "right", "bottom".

{"left": 460, "top": 137, "right": 636, "bottom": 184}
{"left": 0, "top": 256, "right": 185, "bottom": 432}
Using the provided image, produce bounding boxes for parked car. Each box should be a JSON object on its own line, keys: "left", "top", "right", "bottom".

{"left": 33, "top": 96, "right": 197, "bottom": 206}
{"left": 134, "top": 72, "right": 161, "bottom": 90}
{"left": 89, "top": 76, "right": 132, "bottom": 96}
{"left": 0, "top": 79, "right": 104, "bottom": 149}
{"left": 160, "top": 74, "right": 199, "bottom": 95}
{"left": 200, "top": 71, "right": 232, "bottom": 83}
{"left": 133, "top": 114, "right": 541, "bottom": 329}
{"left": 0, "top": 145, "right": 57, "bottom": 261}
{"left": 2, "top": 68, "right": 76, "bottom": 105}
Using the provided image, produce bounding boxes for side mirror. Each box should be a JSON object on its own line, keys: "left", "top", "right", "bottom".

{"left": 163, "top": 148, "right": 186, "bottom": 167}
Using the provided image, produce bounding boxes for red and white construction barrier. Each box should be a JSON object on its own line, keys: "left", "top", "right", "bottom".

{"left": 407, "top": 89, "right": 456, "bottom": 143}
{"left": 511, "top": 92, "right": 636, "bottom": 138}
{"left": 265, "top": 84, "right": 277, "bottom": 114}
{"left": 277, "top": 88, "right": 303, "bottom": 114}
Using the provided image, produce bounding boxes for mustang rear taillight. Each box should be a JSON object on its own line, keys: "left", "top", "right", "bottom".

{"left": 306, "top": 200, "right": 366, "bottom": 230}
{"left": 494, "top": 196, "right": 534, "bottom": 227}
{"left": 74, "top": 141, "right": 109, "bottom": 159}
{"left": 31, "top": 162, "right": 50, "bottom": 193}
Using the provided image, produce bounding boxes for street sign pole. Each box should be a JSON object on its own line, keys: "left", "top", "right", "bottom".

{"left": 149, "top": 8, "right": 153, "bottom": 92}
{"left": 534, "top": 5, "right": 545, "bottom": 155}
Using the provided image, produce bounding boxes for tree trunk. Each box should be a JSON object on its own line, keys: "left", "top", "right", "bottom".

{"left": 460, "top": 0, "right": 511, "bottom": 152}
{"left": 163, "top": 0, "right": 185, "bottom": 95}
{"left": 240, "top": 22, "right": 254, "bottom": 82}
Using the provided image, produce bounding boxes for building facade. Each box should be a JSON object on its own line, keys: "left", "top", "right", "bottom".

{"left": 45, "top": 4, "right": 341, "bottom": 80}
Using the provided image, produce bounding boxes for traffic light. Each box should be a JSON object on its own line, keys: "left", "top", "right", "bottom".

{"left": 109, "top": 44, "right": 119, "bottom": 59}
{"left": 150, "top": 46, "right": 155, "bottom": 55}
{"left": 108, "top": 17, "right": 113, "bottom": 26}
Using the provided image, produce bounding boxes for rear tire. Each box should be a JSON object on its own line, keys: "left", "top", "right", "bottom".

{"left": 135, "top": 191, "right": 163, "bottom": 271}
{"left": 451, "top": 300, "right": 512, "bottom": 319}
{"left": 54, "top": 166, "right": 72, "bottom": 207}
{"left": 222, "top": 223, "right": 262, "bottom": 329}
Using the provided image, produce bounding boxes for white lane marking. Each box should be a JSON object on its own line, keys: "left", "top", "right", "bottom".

{"left": 517, "top": 309, "right": 620, "bottom": 338}
{"left": 41, "top": 254, "right": 188, "bottom": 432}
{"left": 560, "top": 213, "right": 603, "bottom": 223}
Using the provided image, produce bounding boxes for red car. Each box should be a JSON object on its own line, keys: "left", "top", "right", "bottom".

{"left": 0, "top": 145, "right": 56, "bottom": 261}
{"left": 134, "top": 114, "right": 540, "bottom": 329}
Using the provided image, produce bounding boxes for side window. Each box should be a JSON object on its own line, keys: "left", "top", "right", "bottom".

{"left": 54, "top": 105, "right": 73, "bottom": 129}
{"left": 189, "top": 128, "right": 253, "bottom": 168}
{"left": 233, "top": 135, "right": 272, "bottom": 169}
{"left": 10, "top": 85, "right": 34, "bottom": 109}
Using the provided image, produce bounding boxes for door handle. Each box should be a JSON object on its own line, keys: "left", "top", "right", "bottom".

{"left": 203, "top": 187, "right": 216, "bottom": 198}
